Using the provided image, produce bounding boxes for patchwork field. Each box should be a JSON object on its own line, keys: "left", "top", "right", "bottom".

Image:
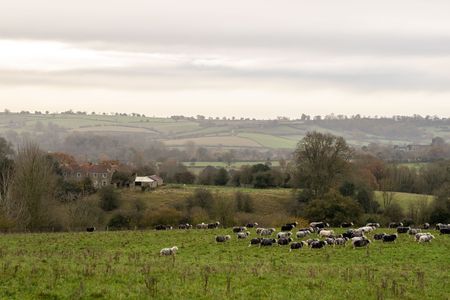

{"left": 0, "top": 228, "right": 448, "bottom": 299}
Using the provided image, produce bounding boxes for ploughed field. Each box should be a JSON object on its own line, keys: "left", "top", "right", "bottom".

{"left": 0, "top": 228, "right": 448, "bottom": 300}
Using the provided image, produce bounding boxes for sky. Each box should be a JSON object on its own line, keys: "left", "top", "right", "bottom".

{"left": 1, "top": 0, "right": 450, "bottom": 119}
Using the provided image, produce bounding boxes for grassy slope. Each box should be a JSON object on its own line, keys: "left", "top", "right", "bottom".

{"left": 374, "top": 191, "right": 434, "bottom": 210}
{"left": 0, "top": 228, "right": 448, "bottom": 299}
{"left": 3, "top": 113, "right": 449, "bottom": 149}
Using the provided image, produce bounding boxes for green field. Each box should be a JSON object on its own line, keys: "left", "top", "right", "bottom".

{"left": 0, "top": 228, "right": 448, "bottom": 299}
{"left": 3, "top": 112, "right": 448, "bottom": 150}
{"left": 374, "top": 191, "right": 434, "bottom": 210}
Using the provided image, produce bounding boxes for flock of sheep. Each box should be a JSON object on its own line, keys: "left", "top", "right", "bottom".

{"left": 158, "top": 221, "right": 450, "bottom": 256}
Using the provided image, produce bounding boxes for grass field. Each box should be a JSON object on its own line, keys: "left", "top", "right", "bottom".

{"left": 374, "top": 192, "right": 434, "bottom": 210}
{"left": 0, "top": 228, "right": 448, "bottom": 299}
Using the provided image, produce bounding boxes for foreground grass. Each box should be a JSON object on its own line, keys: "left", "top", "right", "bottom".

{"left": 0, "top": 228, "right": 448, "bottom": 299}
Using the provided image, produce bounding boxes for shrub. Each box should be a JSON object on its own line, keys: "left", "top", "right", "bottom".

{"left": 99, "top": 186, "right": 120, "bottom": 211}
{"left": 108, "top": 213, "right": 131, "bottom": 230}
{"left": 382, "top": 202, "right": 404, "bottom": 222}
{"left": 235, "top": 191, "right": 254, "bottom": 213}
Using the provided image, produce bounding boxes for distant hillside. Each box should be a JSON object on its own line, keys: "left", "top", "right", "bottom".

{"left": 1, "top": 113, "right": 449, "bottom": 151}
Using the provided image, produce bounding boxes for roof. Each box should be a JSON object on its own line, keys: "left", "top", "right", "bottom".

{"left": 135, "top": 176, "right": 155, "bottom": 183}
{"left": 149, "top": 175, "right": 163, "bottom": 181}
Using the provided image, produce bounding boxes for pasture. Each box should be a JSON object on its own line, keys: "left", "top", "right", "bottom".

{"left": 0, "top": 228, "right": 448, "bottom": 299}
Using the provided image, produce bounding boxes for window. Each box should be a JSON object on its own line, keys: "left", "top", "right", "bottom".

{"left": 93, "top": 173, "right": 97, "bottom": 177}
{"left": 102, "top": 173, "right": 107, "bottom": 178}
{"left": 77, "top": 172, "right": 81, "bottom": 177}
{"left": 102, "top": 181, "right": 107, "bottom": 186}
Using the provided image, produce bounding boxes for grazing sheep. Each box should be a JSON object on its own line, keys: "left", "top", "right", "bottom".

{"left": 160, "top": 246, "right": 178, "bottom": 256}
{"left": 351, "top": 236, "right": 366, "bottom": 243}
{"left": 353, "top": 238, "right": 371, "bottom": 248}
{"left": 208, "top": 222, "right": 220, "bottom": 229}
{"left": 196, "top": 223, "right": 208, "bottom": 229}
{"left": 86, "top": 227, "right": 96, "bottom": 232}
{"left": 246, "top": 222, "right": 258, "bottom": 228}
{"left": 277, "top": 232, "right": 292, "bottom": 239}
{"left": 325, "top": 238, "right": 335, "bottom": 245}
{"left": 341, "top": 222, "right": 354, "bottom": 228}
{"left": 358, "top": 226, "right": 375, "bottom": 233}
{"left": 310, "top": 240, "right": 327, "bottom": 249}
{"left": 396, "top": 226, "right": 411, "bottom": 234}
{"left": 237, "top": 231, "right": 250, "bottom": 239}
{"left": 418, "top": 234, "right": 435, "bottom": 243}
{"left": 281, "top": 224, "right": 296, "bottom": 232}
{"left": 310, "top": 222, "right": 329, "bottom": 231}
{"left": 335, "top": 237, "right": 348, "bottom": 246}
{"left": 290, "top": 241, "right": 307, "bottom": 251}
{"left": 389, "top": 222, "right": 403, "bottom": 228}
{"left": 435, "top": 223, "right": 449, "bottom": 230}
{"left": 366, "top": 223, "right": 381, "bottom": 228}
{"left": 374, "top": 233, "right": 386, "bottom": 240}
{"left": 260, "top": 228, "right": 276, "bottom": 236}
{"left": 256, "top": 228, "right": 265, "bottom": 235}
{"left": 306, "top": 238, "right": 320, "bottom": 246}
{"left": 249, "top": 238, "right": 262, "bottom": 246}
{"left": 415, "top": 232, "right": 432, "bottom": 241}
{"left": 233, "top": 226, "right": 247, "bottom": 233}
{"left": 319, "top": 229, "right": 335, "bottom": 238}
{"left": 216, "top": 235, "right": 231, "bottom": 243}
{"left": 155, "top": 225, "right": 172, "bottom": 230}
{"left": 260, "top": 238, "right": 277, "bottom": 247}
{"left": 178, "top": 223, "right": 192, "bottom": 229}
{"left": 440, "top": 228, "right": 450, "bottom": 235}
{"left": 421, "top": 223, "right": 430, "bottom": 229}
{"left": 277, "top": 237, "right": 293, "bottom": 245}
{"left": 382, "top": 234, "right": 398, "bottom": 243}
{"left": 408, "top": 228, "right": 421, "bottom": 235}
{"left": 296, "top": 230, "right": 310, "bottom": 239}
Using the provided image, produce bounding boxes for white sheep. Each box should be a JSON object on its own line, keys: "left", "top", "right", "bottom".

{"left": 418, "top": 234, "right": 435, "bottom": 243}
{"left": 160, "top": 246, "right": 178, "bottom": 256}
{"left": 319, "top": 229, "right": 335, "bottom": 238}
{"left": 237, "top": 231, "right": 250, "bottom": 239}
{"left": 277, "top": 231, "right": 292, "bottom": 239}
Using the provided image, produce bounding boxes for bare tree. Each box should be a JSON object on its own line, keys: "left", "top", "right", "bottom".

{"left": 8, "top": 142, "right": 57, "bottom": 231}
{"left": 379, "top": 178, "right": 396, "bottom": 209}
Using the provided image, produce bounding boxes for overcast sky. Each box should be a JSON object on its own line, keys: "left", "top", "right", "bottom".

{"left": 1, "top": 0, "right": 450, "bottom": 118}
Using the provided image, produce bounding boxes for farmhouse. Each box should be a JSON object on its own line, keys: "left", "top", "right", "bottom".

{"left": 149, "top": 175, "right": 164, "bottom": 186}
{"left": 62, "top": 163, "right": 116, "bottom": 188}
{"left": 133, "top": 176, "right": 158, "bottom": 189}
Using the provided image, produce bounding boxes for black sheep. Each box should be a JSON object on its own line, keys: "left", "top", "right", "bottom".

{"left": 382, "top": 234, "right": 398, "bottom": 243}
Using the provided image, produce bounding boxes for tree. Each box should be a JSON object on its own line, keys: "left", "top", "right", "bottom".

{"left": 8, "top": 143, "right": 57, "bottom": 230}
{"left": 294, "top": 132, "right": 352, "bottom": 197}
{"left": 197, "top": 166, "right": 217, "bottom": 185}
{"left": 214, "top": 168, "right": 229, "bottom": 186}
{"left": 99, "top": 186, "right": 120, "bottom": 211}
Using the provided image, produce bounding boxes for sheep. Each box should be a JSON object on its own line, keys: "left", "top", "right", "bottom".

{"left": 366, "top": 223, "right": 380, "bottom": 228}
{"left": 256, "top": 228, "right": 265, "bottom": 235}
{"left": 334, "top": 237, "right": 348, "bottom": 246}
{"left": 351, "top": 236, "right": 366, "bottom": 243}
{"left": 216, "top": 235, "right": 231, "bottom": 243}
{"left": 353, "top": 238, "right": 371, "bottom": 248}
{"left": 408, "top": 228, "right": 421, "bottom": 236}
{"left": 396, "top": 226, "right": 411, "bottom": 234}
{"left": 277, "top": 237, "right": 293, "bottom": 245}
{"left": 435, "top": 223, "right": 449, "bottom": 230}
{"left": 249, "top": 238, "right": 262, "bottom": 247}
{"left": 310, "top": 222, "right": 329, "bottom": 232}
{"left": 421, "top": 223, "right": 430, "bottom": 229}
{"left": 358, "top": 226, "right": 375, "bottom": 233}
{"left": 289, "top": 241, "right": 307, "bottom": 251}
{"left": 260, "top": 228, "right": 276, "bottom": 236}
{"left": 237, "top": 231, "right": 250, "bottom": 239}
{"left": 389, "top": 222, "right": 403, "bottom": 228}
{"left": 296, "top": 230, "right": 310, "bottom": 239}
{"left": 178, "top": 223, "right": 192, "bottom": 230}
{"left": 208, "top": 222, "right": 220, "bottom": 229}
{"left": 415, "top": 232, "right": 432, "bottom": 241}
{"left": 160, "top": 246, "right": 178, "bottom": 256}
{"left": 196, "top": 223, "right": 208, "bottom": 229}
{"left": 440, "top": 228, "right": 450, "bottom": 235}
{"left": 319, "top": 229, "right": 335, "bottom": 238}
{"left": 260, "top": 238, "right": 277, "bottom": 247}
{"left": 305, "top": 238, "right": 320, "bottom": 246}
{"left": 233, "top": 226, "right": 247, "bottom": 233}
{"left": 325, "top": 238, "right": 335, "bottom": 245}
{"left": 341, "top": 222, "right": 354, "bottom": 228}
{"left": 155, "top": 225, "right": 172, "bottom": 230}
{"left": 277, "top": 232, "right": 292, "bottom": 239}
{"left": 86, "top": 227, "right": 96, "bottom": 232}
{"left": 246, "top": 222, "right": 258, "bottom": 228}
{"left": 374, "top": 233, "right": 386, "bottom": 240}
{"left": 310, "top": 240, "right": 327, "bottom": 249}
{"left": 382, "top": 234, "right": 398, "bottom": 243}
{"left": 281, "top": 224, "right": 296, "bottom": 232}
{"left": 418, "top": 234, "right": 435, "bottom": 243}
